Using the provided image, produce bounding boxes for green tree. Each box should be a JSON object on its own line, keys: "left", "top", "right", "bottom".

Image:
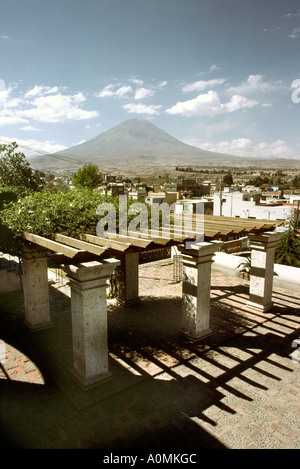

{"left": 291, "top": 173, "right": 300, "bottom": 189}
{"left": 275, "top": 213, "right": 300, "bottom": 267}
{"left": 0, "top": 142, "right": 45, "bottom": 195}
{"left": 222, "top": 171, "right": 233, "bottom": 187}
{"left": 247, "top": 175, "right": 269, "bottom": 187}
{"left": 72, "top": 163, "right": 103, "bottom": 189}
{"left": 268, "top": 170, "right": 287, "bottom": 187}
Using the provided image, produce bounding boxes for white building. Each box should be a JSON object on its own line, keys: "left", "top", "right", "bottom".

{"left": 213, "top": 191, "right": 294, "bottom": 221}
{"left": 174, "top": 199, "right": 204, "bottom": 214}
{"left": 290, "top": 194, "right": 300, "bottom": 204}
{"left": 145, "top": 194, "right": 167, "bottom": 205}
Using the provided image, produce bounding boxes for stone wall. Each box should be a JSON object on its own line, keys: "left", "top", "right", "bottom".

{"left": 0, "top": 269, "right": 21, "bottom": 293}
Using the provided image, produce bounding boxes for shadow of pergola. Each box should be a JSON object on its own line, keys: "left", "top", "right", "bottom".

{"left": 0, "top": 279, "right": 299, "bottom": 449}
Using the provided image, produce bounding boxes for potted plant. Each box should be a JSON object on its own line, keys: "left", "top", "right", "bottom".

{"left": 237, "top": 254, "right": 251, "bottom": 280}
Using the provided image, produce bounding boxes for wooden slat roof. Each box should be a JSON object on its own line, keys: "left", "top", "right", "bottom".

{"left": 22, "top": 215, "right": 284, "bottom": 265}
{"left": 171, "top": 214, "right": 285, "bottom": 239}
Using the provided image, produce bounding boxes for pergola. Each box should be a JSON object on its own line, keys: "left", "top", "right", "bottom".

{"left": 19, "top": 215, "right": 284, "bottom": 389}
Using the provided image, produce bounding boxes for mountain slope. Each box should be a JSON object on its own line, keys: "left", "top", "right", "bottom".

{"left": 30, "top": 119, "right": 238, "bottom": 169}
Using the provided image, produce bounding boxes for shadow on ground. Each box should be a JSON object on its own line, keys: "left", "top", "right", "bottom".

{"left": 0, "top": 279, "right": 299, "bottom": 449}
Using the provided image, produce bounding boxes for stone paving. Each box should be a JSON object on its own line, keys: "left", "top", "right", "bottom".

{"left": 0, "top": 259, "right": 300, "bottom": 450}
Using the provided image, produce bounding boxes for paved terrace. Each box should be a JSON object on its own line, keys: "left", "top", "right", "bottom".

{"left": 0, "top": 259, "right": 299, "bottom": 450}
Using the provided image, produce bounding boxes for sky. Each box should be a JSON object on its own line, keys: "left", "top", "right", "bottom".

{"left": 1, "top": 0, "right": 300, "bottom": 161}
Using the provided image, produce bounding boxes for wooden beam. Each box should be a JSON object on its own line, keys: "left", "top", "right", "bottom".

{"left": 24, "top": 233, "right": 86, "bottom": 259}
{"left": 127, "top": 229, "right": 173, "bottom": 245}
{"left": 138, "top": 227, "right": 187, "bottom": 242}
{"left": 78, "top": 233, "right": 133, "bottom": 252}
{"left": 105, "top": 232, "right": 153, "bottom": 249}
{"left": 54, "top": 234, "right": 108, "bottom": 256}
{"left": 48, "top": 251, "right": 101, "bottom": 265}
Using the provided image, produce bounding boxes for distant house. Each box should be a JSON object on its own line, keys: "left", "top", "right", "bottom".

{"left": 290, "top": 195, "right": 300, "bottom": 204}
{"left": 103, "top": 174, "right": 117, "bottom": 184}
{"left": 106, "top": 183, "right": 126, "bottom": 197}
{"left": 145, "top": 193, "right": 167, "bottom": 205}
{"left": 177, "top": 178, "right": 211, "bottom": 198}
{"left": 164, "top": 182, "right": 178, "bottom": 192}
{"left": 128, "top": 184, "right": 148, "bottom": 200}
{"left": 213, "top": 190, "right": 293, "bottom": 220}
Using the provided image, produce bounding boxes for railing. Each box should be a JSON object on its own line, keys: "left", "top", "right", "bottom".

{"left": 173, "top": 254, "right": 183, "bottom": 282}
{"left": 220, "top": 237, "right": 249, "bottom": 254}
{"left": 139, "top": 246, "right": 172, "bottom": 265}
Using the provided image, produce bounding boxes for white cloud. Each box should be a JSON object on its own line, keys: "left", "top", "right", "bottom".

{"left": 183, "top": 136, "right": 296, "bottom": 158}
{"left": 157, "top": 81, "right": 167, "bottom": 89}
{"left": 96, "top": 85, "right": 113, "bottom": 98}
{"left": 19, "top": 92, "right": 99, "bottom": 123}
{"left": 166, "top": 90, "right": 257, "bottom": 117}
{"left": 25, "top": 85, "right": 60, "bottom": 98}
{"left": 130, "top": 78, "right": 144, "bottom": 85}
{"left": 0, "top": 116, "right": 29, "bottom": 126}
{"left": 123, "top": 102, "right": 162, "bottom": 115}
{"left": 198, "top": 64, "right": 221, "bottom": 76}
{"left": 263, "top": 26, "right": 280, "bottom": 33}
{"left": 228, "top": 74, "right": 281, "bottom": 94}
{"left": 288, "top": 27, "right": 300, "bottom": 38}
{"left": 209, "top": 64, "right": 220, "bottom": 72}
{"left": 97, "top": 83, "right": 132, "bottom": 98}
{"left": 0, "top": 83, "right": 21, "bottom": 108}
{"left": 225, "top": 95, "right": 258, "bottom": 112}
{"left": 20, "top": 125, "right": 40, "bottom": 131}
{"left": 97, "top": 78, "right": 168, "bottom": 101}
{"left": 182, "top": 78, "right": 226, "bottom": 93}
{"left": 0, "top": 82, "right": 99, "bottom": 126}
{"left": 134, "top": 87, "right": 154, "bottom": 100}
{"left": 0, "top": 136, "right": 67, "bottom": 157}
{"left": 0, "top": 81, "right": 25, "bottom": 121}
{"left": 285, "top": 10, "right": 300, "bottom": 18}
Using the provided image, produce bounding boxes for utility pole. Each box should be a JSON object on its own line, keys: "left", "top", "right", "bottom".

{"left": 219, "top": 182, "right": 223, "bottom": 216}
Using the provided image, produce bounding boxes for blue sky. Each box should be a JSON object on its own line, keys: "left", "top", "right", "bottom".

{"left": 1, "top": 0, "right": 300, "bottom": 160}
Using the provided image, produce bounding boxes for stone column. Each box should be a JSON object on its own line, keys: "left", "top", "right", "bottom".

{"left": 63, "top": 259, "right": 120, "bottom": 390}
{"left": 21, "top": 246, "right": 52, "bottom": 332}
{"left": 178, "top": 241, "right": 223, "bottom": 341}
{"left": 247, "top": 231, "right": 282, "bottom": 312}
{"left": 116, "top": 251, "right": 140, "bottom": 306}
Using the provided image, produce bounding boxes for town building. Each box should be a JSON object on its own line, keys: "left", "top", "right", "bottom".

{"left": 177, "top": 178, "right": 211, "bottom": 199}
{"left": 213, "top": 189, "right": 298, "bottom": 220}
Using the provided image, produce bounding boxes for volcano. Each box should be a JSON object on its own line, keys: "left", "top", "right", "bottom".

{"left": 30, "top": 119, "right": 239, "bottom": 170}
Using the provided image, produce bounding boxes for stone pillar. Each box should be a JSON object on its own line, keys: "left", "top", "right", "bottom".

{"left": 247, "top": 231, "right": 282, "bottom": 312}
{"left": 21, "top": 246, "right": 52, "bottom": 332}
{"left": 178, "top": 241, "right": 223, "bottom": 341}
{"left": 116, "top": 251, "right": 140, "bottom": 306}
{"left": 63, "top": 259, "right": 120, "bottom": 390}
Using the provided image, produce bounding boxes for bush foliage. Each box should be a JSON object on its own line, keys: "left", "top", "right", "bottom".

{"left": 0, "top": 188, "right": 147, "bottom": 255}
